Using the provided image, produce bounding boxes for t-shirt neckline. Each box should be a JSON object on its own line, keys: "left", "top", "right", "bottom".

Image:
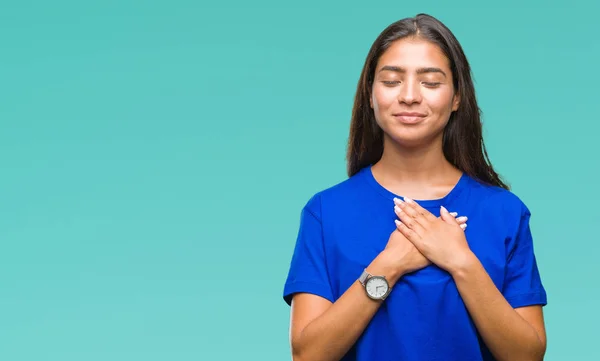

{"left": 361, "top": 164, "right": 469, "bottom": 209}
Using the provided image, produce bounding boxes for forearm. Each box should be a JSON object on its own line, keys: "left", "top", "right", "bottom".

{"left": 450, "top": 253, "right": 545, "bottom": 361}
{"left": 293, "top": 257, "right": 401, "bottom": 361}
{"left": 292, "top": 281, "right": 381, "bottom": 361}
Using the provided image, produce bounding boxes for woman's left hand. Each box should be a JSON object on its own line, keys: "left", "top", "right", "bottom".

{"left": 393, "top": 197, "right": 475, "bottom": 274}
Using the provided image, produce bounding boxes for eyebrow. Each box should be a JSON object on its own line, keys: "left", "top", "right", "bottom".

{"left": 378, "top": 65, "right": 447, "bottom": 77}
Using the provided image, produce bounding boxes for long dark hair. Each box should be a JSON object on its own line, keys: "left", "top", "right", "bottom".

{"left": 346, "top": 13, "right": 509, "bottom": 190}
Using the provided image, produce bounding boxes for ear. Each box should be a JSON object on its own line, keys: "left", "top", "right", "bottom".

{"left": 451, "top": 92, "right": 460, "bottom": 112}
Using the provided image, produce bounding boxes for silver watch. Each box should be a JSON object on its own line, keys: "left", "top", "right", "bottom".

{"left": 359, "top": 269, "right": 391, "bottom": 300}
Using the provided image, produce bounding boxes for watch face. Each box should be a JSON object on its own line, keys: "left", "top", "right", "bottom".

{"left": 365, "top": 276, "right": 389, "bottom": 299}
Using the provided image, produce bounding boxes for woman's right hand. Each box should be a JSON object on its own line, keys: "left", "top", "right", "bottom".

{"left": 366, "top": 228, "right": 429, "bottom": 286}
{"left": 382, "top": 228, "right": 431, "bottom": 277}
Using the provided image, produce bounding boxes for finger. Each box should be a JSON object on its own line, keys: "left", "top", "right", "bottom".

{"left": 446, "top": 211, "right": 467, "bottom": 225}
{"left": 394, "top": 202, "right": 426, "bottom": 233}
{"left": 440, "top": 206, "right": 461, "bottom": 225}
{"left": 404, "top": 198, "right": 437, "bottom": 228}
{"left": 394, "top": 198, "right": 429, "bottom": 228}
{"left": 460, "top": 223, "right": 467, "bottom": 231}
{"left": 402, "top": 197, "right": 437, "bottom": 222}
{"left": 394, "top": 219, "right": 421, "bottom": 244}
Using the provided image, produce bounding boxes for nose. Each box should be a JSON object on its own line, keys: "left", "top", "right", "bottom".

{"left": 397, "top": 79, "right": 421, "bottom": 105}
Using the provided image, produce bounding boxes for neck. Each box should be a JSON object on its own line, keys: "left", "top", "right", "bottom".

{"left": 375, "top": 135, "right": 456, "bottom": 180}
{"left": 370, "top": 135, "right": 462, "bottom": 199}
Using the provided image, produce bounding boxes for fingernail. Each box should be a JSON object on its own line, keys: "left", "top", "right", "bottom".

{"left": 393, "top": 197, "right": 404, "bottom": 204}
{"left": 395, "top": 219, "right": 402, "bottom": 226}
{"left": 404, "top": 197, "right": 413, "bottom": 203}
{"left": 440, "top": 205, "right": 448, "bottom": 213}
{"left": 394, "top": 205, "right": 402, "bottom": 213}
{"left": 460, "top": 223, "right": 467, "bottom": 229}
{"left": 450, "top": 212, "right": 458, "bottom": 217}
{"left": 457, "top": 216, "right": 468, "bottom": 222}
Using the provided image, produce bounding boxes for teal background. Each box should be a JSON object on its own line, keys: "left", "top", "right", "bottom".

{"left": 1, "top": 1, "right": 597, "bottom": 360}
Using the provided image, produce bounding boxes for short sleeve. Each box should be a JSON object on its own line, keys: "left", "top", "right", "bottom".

{"left": 282, "top": 195, "right": 334, "bottom": 306}
{"left": 502, "top": 203, "right": 547, "bottom": 308}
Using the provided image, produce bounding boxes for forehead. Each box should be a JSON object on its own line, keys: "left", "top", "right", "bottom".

{"left": 376, "top": 38, "right": 451, "bottom": 71}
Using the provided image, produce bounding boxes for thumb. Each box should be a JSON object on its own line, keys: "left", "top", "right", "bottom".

{"left": 440, "top": 206, "right": 457, "bottom": 224}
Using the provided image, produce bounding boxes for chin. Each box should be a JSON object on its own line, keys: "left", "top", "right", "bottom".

{"left": 384, "top": 128, "right": 441, "bottom": 149}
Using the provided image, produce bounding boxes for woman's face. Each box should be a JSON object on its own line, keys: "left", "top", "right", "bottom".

{"left": 370, "top": 37, "right": 460, "bottom": 148}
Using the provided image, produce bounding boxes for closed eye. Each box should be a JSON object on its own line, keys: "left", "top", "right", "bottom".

{"left": 381, "top": 81, "right": 441, "bottom": 87}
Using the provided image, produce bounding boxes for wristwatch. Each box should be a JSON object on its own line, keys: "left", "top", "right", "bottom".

{"left": 359, "top": 269, "right": 391, "bottom": 300}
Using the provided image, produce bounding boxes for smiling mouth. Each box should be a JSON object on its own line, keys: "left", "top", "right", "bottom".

{"left": 392, "top": 113, "right": 427, "bottom": 124}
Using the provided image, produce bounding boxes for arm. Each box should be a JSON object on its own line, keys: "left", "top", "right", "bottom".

{"left": 290, "top": 253, "right": 401, "bottom": 361}
{"left": 450, "top": 253, "right": 546, "bottom": 361}
{"left": 286, "top": 196, "right": 461, "bottom": 361}
{"left": 394, "top": 197, "right": 547, "bottom": 361}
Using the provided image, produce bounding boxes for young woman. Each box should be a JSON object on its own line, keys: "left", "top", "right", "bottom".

{"left": 282, "top": 13, "right": 547, "bottom": 361}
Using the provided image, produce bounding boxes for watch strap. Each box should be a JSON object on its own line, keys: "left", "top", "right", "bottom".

{"left": 358, "top": 269, "right": 370, "bottom": 286}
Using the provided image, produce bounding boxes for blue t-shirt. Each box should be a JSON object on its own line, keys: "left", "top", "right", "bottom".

{"left": 282, "top": 165, "right": 547, "bottom": 361}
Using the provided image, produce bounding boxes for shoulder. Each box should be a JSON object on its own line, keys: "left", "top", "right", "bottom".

{"left": 467, "top": 176, "right": 528, "bottom": 211}
{"left": 466, "top": 176, "right": 532, "bottom": 231}
{"left": 300, "top": 167, "right": 369, "bottom": 220}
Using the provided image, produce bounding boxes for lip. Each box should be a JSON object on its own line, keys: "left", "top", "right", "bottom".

{"left": 392, "top": 112, "right": 427, "bottom": 124}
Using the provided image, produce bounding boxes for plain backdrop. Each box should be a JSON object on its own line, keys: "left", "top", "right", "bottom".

{"left": 1, "top": 1, "right": 598, "bottom": 360}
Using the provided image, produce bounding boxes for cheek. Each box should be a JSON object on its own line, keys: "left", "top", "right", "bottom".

{"left": 372, "top": 87, "right": 396, "bottom": 112}
{"left": 425, "top": 91, "right": 455, "bottom": 115}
